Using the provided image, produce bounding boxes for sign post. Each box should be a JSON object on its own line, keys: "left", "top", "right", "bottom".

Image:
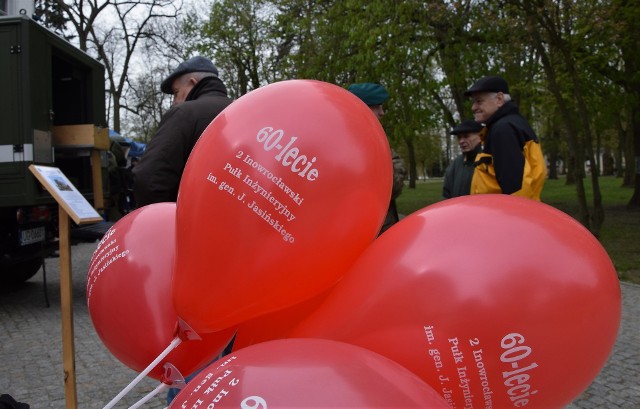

{"left": 29, "top": 165, "right": 103, "bottom": 409}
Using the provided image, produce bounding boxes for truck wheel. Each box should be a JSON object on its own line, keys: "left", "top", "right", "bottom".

{"left": 0, "top": 257, "right": 43, "bottom": 284}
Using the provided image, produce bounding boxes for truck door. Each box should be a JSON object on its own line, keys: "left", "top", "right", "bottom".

{"left": 0, "top": 21, "right": 26, "bottom": 176}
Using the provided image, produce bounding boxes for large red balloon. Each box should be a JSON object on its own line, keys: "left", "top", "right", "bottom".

{"left": 174, "top": 80, "right": 392, "bottom": 332}
{"left": 292, "top": 195, "right": 621, "bottom": 408}
{"left": 86, "top": 203, "right": 236, "bottom": 381}
{"left": 170, "top": 338, "right": 450, "bottom": 408}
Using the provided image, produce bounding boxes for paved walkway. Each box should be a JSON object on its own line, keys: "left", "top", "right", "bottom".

{"left": 0, "top": 242, "right": 638, "bottom": 408}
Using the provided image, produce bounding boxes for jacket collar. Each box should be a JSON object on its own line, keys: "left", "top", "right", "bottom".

{"left": 464, "top": 144, "right": 482, "bottom": 164}
{"left": 186, "top": 76, "right": 228, "bottom": 101}
{"left": 485, "top": 100, "right": 519, "bottom": 127}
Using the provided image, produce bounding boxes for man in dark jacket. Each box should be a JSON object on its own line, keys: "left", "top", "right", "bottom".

{"left": 442, "top": 119, "right": 483, "bottom": 199}
{"left": 133, "top": 56, "right": 233, "bottom": 206}
{"left": 464, "top": 76, "right": 546, "bottom": 200}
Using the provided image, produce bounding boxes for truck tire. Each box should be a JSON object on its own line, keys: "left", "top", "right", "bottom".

{"left": 0, "top": 257, "right": 43, "bottom": 284}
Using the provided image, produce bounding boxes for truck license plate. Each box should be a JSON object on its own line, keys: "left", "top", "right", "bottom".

{"left": 19, "top": 226, "right": 46, "bottom": 246}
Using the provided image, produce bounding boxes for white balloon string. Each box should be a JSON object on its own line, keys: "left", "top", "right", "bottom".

{"left": 127, "top": 382, "right": 170, "bottom": 409}
{"left": 103, "top": 336, "right": 183, "bottom": 409}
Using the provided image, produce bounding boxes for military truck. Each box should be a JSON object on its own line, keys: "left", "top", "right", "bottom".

{"left": 0, "top": 14, "right": 109, "bottom": 283}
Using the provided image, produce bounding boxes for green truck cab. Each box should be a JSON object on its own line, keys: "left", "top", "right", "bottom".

{"left": 0, "top": 15, "right": 109, "bottom": 283}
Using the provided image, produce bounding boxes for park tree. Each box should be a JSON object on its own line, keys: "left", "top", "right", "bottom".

{"left": 45, "top": 0, "right": 109, "bottom": 51}
{"left": 120, "top": 57, "right": 167, "bottom": 143}
{"left": 193, "top": 0, "right": 282, "bottom": 98}
{"left": 273, "top": 1, "right": 477, "bottom": 186}
{"left": 595, "top": 0, "right": 640, "bottom": 207}
{"left": 503, "top": 0, "right": 608, "bottom": 235}
{"left": 145, "top": 2, "right": 208, "bottom": 65}
{"left": 120, "top": 5, "right": 208, "bottom": 141}
{"left": 34, "top": 0, "right": 68, "bottom": 35}
{"left": 35, "top": 0, "right": 639, "bottom": 218}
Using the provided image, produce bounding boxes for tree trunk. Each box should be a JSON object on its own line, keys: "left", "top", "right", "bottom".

{"left": 628, "top": 104, "right": 640, "bottom": 207}
{"left": 406, "top": 138, "right": 417, "bottom": 189}
{"left": 630, "top": 171, "right": 640, "bottom": 208}
{"left": 546, "top": 126, "right": 559, "bottom": 180}
{"left": 528, "top": 44, "right": 590, "bottom": 226}
{"left": 623, "top": 115, "right": 635, "bottom": 187}
{"left": 571, "top": 65, "right": 604, "bottom": 235}
{"left": 566, "top": 156, "right": 576, "bottom": 185}
{"left": 112, "top": 95, "right": 121, "bottom": 133}
{"left": 616, "top": 117, "right": 627, "bottom": 179}
{"left": 547, "top": 151, "right": 558, "bottom": 180}
{"left": 602, "top": 149, "right": 614, "bottom": 176}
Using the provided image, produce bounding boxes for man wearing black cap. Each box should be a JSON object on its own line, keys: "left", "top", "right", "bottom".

{"left": 443, "top": 120, "right": 483, "bottom": 199}
{"left": 133, "top": 56, "right": 232, "bottom": 206}
{"left": 347, "top": 82, "right": 407, "bottom": 234}
{"left": 464, "top": 76, "right": 546, "bottom": 200}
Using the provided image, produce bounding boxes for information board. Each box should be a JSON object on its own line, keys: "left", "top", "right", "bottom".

{"left": 29, "top": 164, "right": 103, "bottom": 224}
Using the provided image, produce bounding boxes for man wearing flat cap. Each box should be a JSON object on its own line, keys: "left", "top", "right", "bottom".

{"left": 443, "top": 120, "right": 483, "bottom": 199}
{"left": 347, "top": 82, "right": 407, "bottom": 234}
{"left": 134, "top": 56, "right": 232, "bottom": 206}
{"left": 465, "top": 76, "right": 546, "bottom": 200}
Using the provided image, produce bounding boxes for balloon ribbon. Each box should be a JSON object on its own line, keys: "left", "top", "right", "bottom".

{"left": 103, "top": 336, "right": 182, "bottom": 409}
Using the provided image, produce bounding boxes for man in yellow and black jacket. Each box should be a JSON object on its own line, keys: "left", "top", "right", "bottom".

{"left": 464, "top": 76, "right": 546, "bottom": 200}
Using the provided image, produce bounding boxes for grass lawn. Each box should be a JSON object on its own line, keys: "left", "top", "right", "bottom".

{"left": 395, "top": 176, "right": 640, "bottom": 284}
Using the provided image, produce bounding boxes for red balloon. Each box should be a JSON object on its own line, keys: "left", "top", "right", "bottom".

{"left": 292, "top": 195, "right": 621, "bottom": 408}
{"left": 169, "top": 338, "right": 450, "bottom": 408}
{"left": 231, "top": 288, "right": 332, "bottom": 351}
{"left": 174, "top": 80, "right": 392, "bottom": 332}
{"left": 86, "top": 203, "right": 236, "bottom": 381}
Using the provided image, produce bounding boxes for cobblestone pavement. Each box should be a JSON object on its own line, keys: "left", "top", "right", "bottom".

{"left": 1, "top": 242, "right": 166, "bottom": 409}
{"left": 1, "top": 241, "right": 638, "bottom": 408}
